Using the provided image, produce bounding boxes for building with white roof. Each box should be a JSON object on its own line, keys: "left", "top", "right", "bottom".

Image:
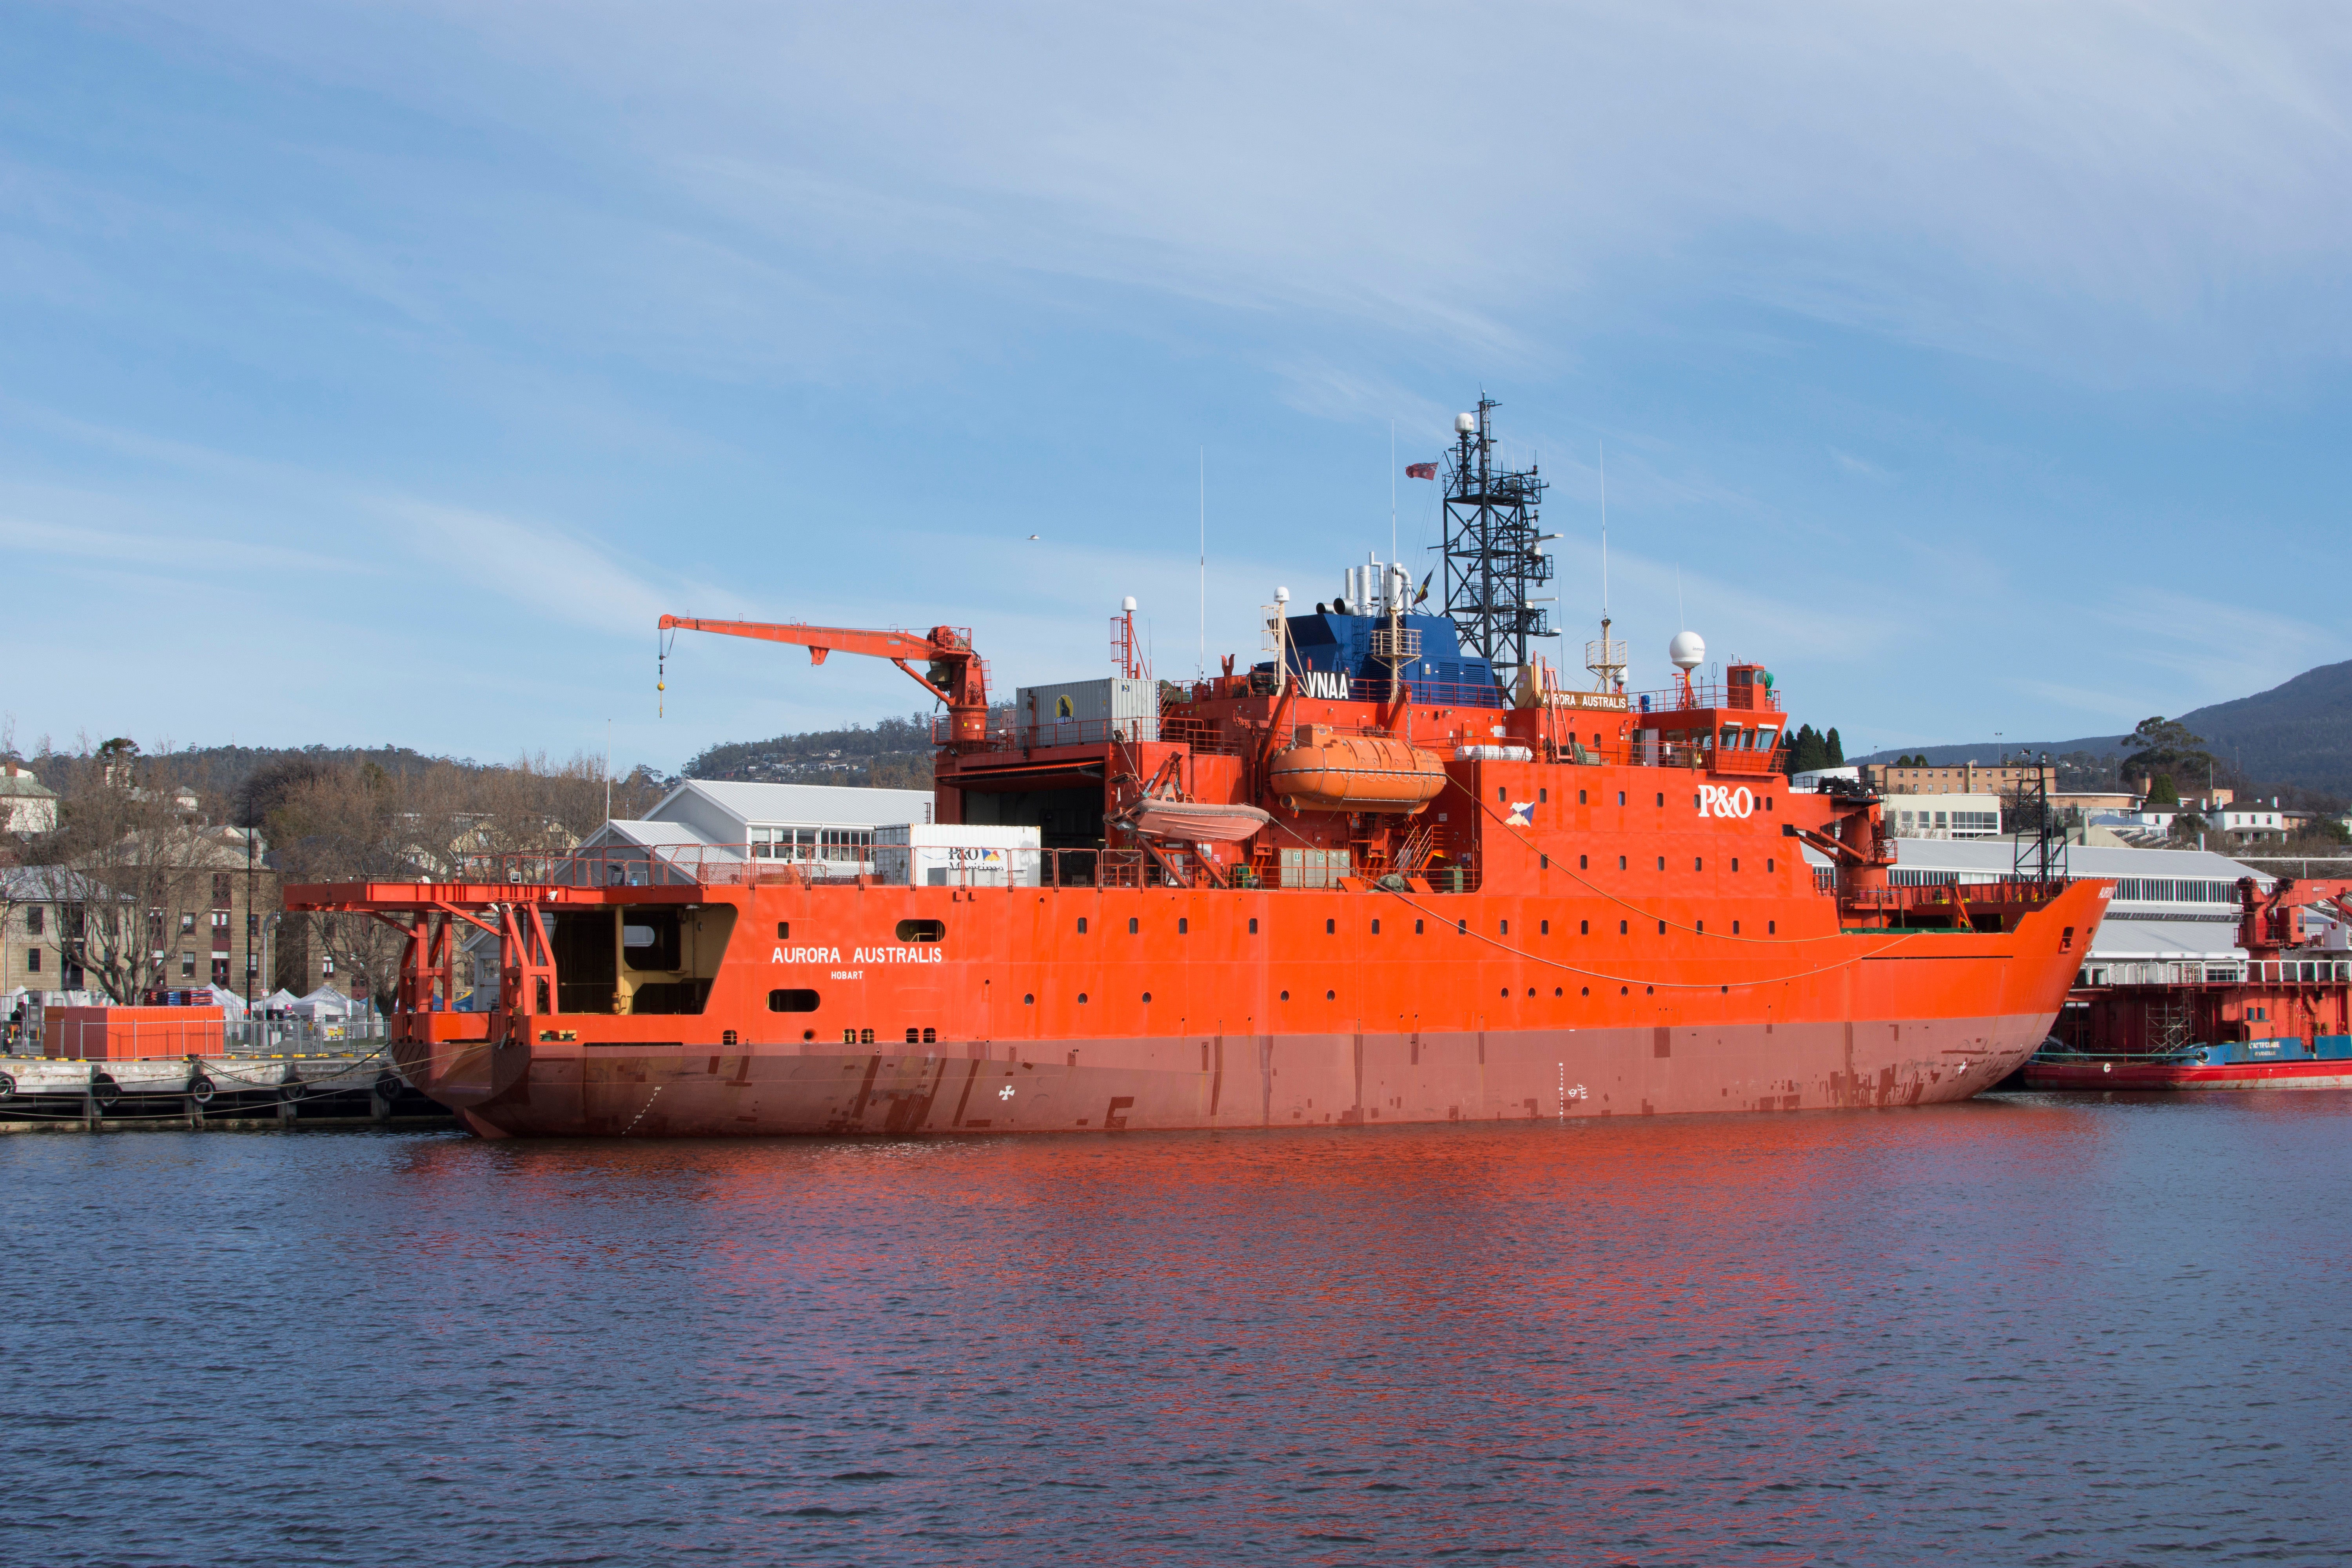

{"left": 577, "top": 781, "right": 936, "bottom": 884}
{"left": 1883, "top": 837, "right": 2262, "bottom": 967}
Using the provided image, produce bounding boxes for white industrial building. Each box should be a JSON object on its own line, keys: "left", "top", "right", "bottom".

{"left": 1881, "top": 838, "right": 2265, "bottom": 969}
{"left": 578, "top": 780, "right": 936, "bottom": 882}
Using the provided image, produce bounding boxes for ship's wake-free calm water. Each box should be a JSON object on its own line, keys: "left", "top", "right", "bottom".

{"left": 5, "top": 1094, "right": 2348, "bottom": 1566}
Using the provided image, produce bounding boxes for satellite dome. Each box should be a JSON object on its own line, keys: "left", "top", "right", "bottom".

{"left": 1669, "top": 630, "right": 1706, "bottom": 671}
{"left": 1455, "top": 412, "right": 1476, "bottom": 434}
{"left": 1123, "top": 596, "right": 1137, "bottom": 612}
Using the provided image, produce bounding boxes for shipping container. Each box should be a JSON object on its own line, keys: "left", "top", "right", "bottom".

{"left": 1013, "top": 677, "right": 1159, "bottom": 746}
{"left": 875, "top": 825, "right": 1044, "bottom": 887}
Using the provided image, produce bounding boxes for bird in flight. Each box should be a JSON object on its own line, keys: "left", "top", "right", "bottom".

{"left": 1026, "top": 534, "right": 1040, "bottom": 540}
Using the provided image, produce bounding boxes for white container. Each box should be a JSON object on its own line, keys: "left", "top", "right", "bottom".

{"left": 1013, "top": 678, "right": 1160, "bottom": 745}
{"left": 875, "top": 824, "right": 1044, "bottom": 887}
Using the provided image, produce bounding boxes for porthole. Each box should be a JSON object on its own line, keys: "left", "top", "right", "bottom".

{"left": 1768, "top": 920, "right": 1777, "bottom": 935}
{"left": 1326, "top": 989, "right": 1336, "bottom": 1000}
{"left": 1553, "top": 987, "right": 1563, "bottom": 997}
{"left": 1415, "top": 919, "right": 1425, "bottom": 934}
{"left": 1249, "top": 917, "right": 1259, "bottom": 935}
{"left": 767, "top": 989, "right": 820, "bottom": 1013}
{"left": 1617, "top": 791, "right": 1626, "bottom": 806}
{"left": 1695, "top": 857, "right": 1702, "bottom": 872}
{"left": 1371, "top": 918, "right": 1381, "bottom": 935}
{"left": 1078, "top": 916, "right": 1089, "bottom": 934}
{"left": 1526, "top": 988, "right": 1535, "bottom": 998}
{"left": 1578, "top": 789, "right": 1587, "bottom": 805}
{"left": 1142, "top": 992, "right": 1152, "bottom": 1003}
{"left": 896, "top": 918, "right": 945, "bottom": 943}
{"left": 1619, "top": 986, "right": 1628, "bottom": 996}
{"left": 775, "top": 920, "right": 790, "bottom": 939}
{"left": 1731, "top": 858, "right": 1740, "bottom": 873}
{"left": 1696, "top": 920, "right": 1704, "bottom": 934}
{"left": 1618, "top": 856, "right": 1627, "bottom": 870}
{"left": 1768, "top": 858, "right": 1775, "bottom": 874}
{"left": 1733, "top": 920, "right": 1741, "bottom": 935}
{"left": 1657, "top": 857, "right": 1666, "bottom": 871}
{"left": 1078, "top": 993, "right": 1089, "bottom": 1004}
{"left": 1281, "top": 990, "right": 1290, "bottom": 1001}
{"left": 1023, "top": 993, "right": 1034, "bottom": 1005}
{"left": 1178, "top": 917, "right": 1189, "bottom": 935}
{"left": 1456, "top": 918, "right": 1467, "bottom": 935}
{"left": 1656, "top": 792, "right": 1664, "bottom": 807}
{"left": 1497, "top": 786, "right": 1506, "bottom": 802}
{"left": 801, "top": 1029, "right": 816, "bottom": 1041}
{"left": 1500, "top": 987, "right": 1509, "bottom": 998}
{"left": 1540, "top": 920, "right": 1549, "bottom": 935}
{"left": 1539, "top": 787, "right": 1548, "bottom": 803}
{"left": 1326, "top": 918, "right": 1336, "bottom": 934}
{"left": 1129, "top": 917, "right": 1139, "bottom": 934}
{"left": 1500, "top": 919, "right": 1509, "bottom": 935}
{"left": 1580, "top": 920, "right": 1589, "bottom": 935}
{"left": 1579, "top": 855, "right": 1588, "bottom": 870}
{"left": 1658, "top": 920, "right": 1666, "bottom": 935}
{"left": 1541, "top": 854, "right": 1549, "bottom": 869}
{"left": 1580, "top": 986, "right": 1589, "bottom": 996}
{"left": 1619, "top": 920, "right": 1628, "bottom": 935}
{"left": 1646, "top": 985, "right": 1654, "bottom": 995}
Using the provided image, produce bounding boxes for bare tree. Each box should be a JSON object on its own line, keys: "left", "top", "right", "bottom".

{"left": 24, "top": 744, "right": 213, "bottom": 1003}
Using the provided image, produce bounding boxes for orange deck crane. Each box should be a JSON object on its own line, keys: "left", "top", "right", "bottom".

{"left": 2237, "top": 875, "right": 2352, "bottom": 956}
{"left": 656, "top": 616, "right": 992, "bottom": 749}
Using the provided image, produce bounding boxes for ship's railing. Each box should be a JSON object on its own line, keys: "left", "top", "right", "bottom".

{"left": 1630, "top": 680, "right": 1788, "bottom": 714}
{"left": 446, "top": 843, "right": 1478, "bottom": 895}
{"left": 929, "top": 715, "right": 1163, "bottom": 750}
{"left": 2076, "top": 958, "right": 2352, "bottom": 989}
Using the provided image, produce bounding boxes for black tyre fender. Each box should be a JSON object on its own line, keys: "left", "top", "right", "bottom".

{"left": 0, "top": 1071, "right": 15, "bottom": 1100}
{"left": 186, "top": 1074, "right": 216, "bottom": 1105}
{"left": 90, "top": 1072, "right": 120, "bottom": 1106}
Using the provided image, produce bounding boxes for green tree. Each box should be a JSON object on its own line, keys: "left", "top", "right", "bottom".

{"left": 1784, "top": 724, "right": 1829, "bottom": 775}
{"left": 2146, "top": 773, "right": 2179, "bottom": 806}
{"left": 1826, "top": 728, "right": 1845, "bottom": 766}
{"left": 2122, "top": 717, "right": 2214, "bottom": 787}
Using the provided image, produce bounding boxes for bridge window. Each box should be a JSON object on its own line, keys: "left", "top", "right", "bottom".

{"left": 767, "top": 989, "right": 820, "bottom": 1012}
{"left": 896, "top": 919, "right": 945, "bottom": 942}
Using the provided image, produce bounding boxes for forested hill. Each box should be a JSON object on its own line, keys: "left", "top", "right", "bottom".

{"left": 1857, "top": 658, "right": 2352, "bottom": 797}
{"left": 683, "top": 715, "right": 936, "bottom": 791}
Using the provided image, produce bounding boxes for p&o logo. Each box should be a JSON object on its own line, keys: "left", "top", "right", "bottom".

{"left": 1697, "top": 784, "right": 1756, "bottom": 819}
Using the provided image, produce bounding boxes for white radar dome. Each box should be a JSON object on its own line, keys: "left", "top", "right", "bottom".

{"left": 1275, "top": 586, "right": 1291, "bottom": 602}
{"left": 1123, "top": 595, "right": 1137, "bottom": 612}
{"left": 1669, "top": 630, "right": 1706, "bottom": 671}
{"left": 1455, "top": 412, "right": 1476, "bottom": 434}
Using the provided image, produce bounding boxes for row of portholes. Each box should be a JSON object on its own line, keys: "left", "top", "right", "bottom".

{"left": 1072, "top": 911, "right": 1775, "bottom": 938}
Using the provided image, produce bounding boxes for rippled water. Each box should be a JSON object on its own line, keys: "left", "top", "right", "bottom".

{"left": 5, "top": 1094, "right": 2350, "bottom": 1566}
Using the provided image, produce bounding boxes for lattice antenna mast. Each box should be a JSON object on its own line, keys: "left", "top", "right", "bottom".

{"left": 1440, "top": 396, "right": 1553, "bottom": 670}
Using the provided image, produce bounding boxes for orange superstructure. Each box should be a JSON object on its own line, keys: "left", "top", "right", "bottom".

{"left": 288, "top": 574, "right": 2100, "bottom": 1140}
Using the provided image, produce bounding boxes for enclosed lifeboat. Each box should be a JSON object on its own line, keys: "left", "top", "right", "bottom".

{"left": 1268, "top": 725, "right": 1447, "bottom": 813}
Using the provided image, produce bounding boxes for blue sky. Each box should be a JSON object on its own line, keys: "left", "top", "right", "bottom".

{"left": 5, "top": 2, "right": 2350, "bottom": 773}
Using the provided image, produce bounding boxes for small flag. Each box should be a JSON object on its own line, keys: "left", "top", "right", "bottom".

{"left": 1413, "top": 569, "right": 1432, "bottom": 605}
{"left": 1405, "top": 462, "right": 1437, "bottom": 480}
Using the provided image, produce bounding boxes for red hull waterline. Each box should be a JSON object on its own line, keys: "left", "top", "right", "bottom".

{"left": 410, "top": 1011, "right": 2062, "bottom": 1141}
{"left": 2022, "top": 1058, "right": 2352, "bottom": 1093}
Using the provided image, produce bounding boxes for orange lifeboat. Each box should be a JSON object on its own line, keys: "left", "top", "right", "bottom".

{"left": 1268, "top": 727, "right": 1447, "bottom": 813}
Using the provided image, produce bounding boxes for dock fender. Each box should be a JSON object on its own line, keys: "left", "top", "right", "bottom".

{"left": 186, "top": 1073, "right": 216, "bottom": 1104}
{"left": 0, "top": 1070, "right": 13, "bottom": 1100}
{"left": 90, "top": 1072, "right": 120, "bottom": 1107}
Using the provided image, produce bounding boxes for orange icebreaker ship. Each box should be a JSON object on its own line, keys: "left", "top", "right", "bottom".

{"left": 288, "top": 412, "right": 2102, "bottom": 1138}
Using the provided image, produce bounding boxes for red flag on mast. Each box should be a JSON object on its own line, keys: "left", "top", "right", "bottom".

{"left": 1405, "top": 462, "right": 1437, "bottom": 480}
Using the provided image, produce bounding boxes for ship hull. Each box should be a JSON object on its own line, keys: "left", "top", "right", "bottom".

{"left": 2022, "top": 1057, "right": 2352, "bottom": 1093}
{"left": 420, "top": 1012, "right": 2049, "bottom": 1139}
